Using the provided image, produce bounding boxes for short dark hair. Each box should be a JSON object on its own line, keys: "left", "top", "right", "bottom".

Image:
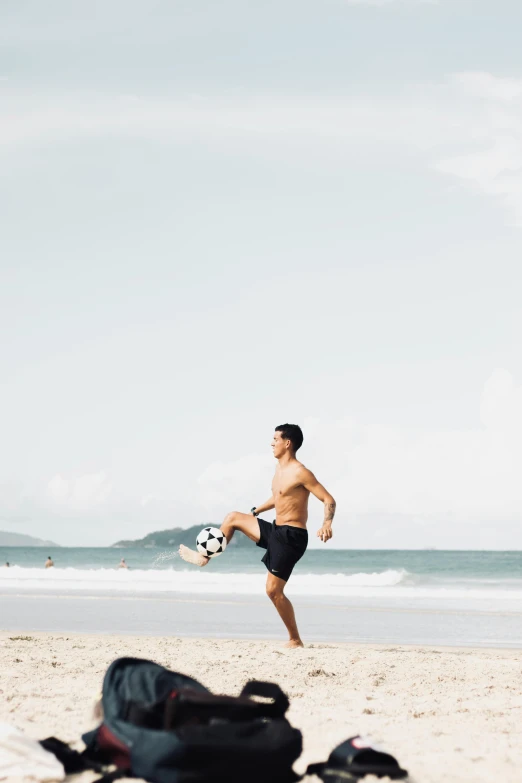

{"left": 275, "top": 423, "right": 303, "bottom": 452}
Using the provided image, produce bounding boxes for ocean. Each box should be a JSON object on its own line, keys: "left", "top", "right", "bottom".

{"left": 1, "top": 548, "right": 521, "bottom": 647}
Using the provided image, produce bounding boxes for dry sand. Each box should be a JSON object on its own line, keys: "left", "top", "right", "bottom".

{"left": 1, "top": 632, "right": 521, "bottom": 782}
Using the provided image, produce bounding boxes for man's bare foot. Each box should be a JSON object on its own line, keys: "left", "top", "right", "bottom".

{"left": 283, "top": 639, "right": 304, "bottom": 649}
{"left": 178, "top": 545, "right": 209, "bottom": 567}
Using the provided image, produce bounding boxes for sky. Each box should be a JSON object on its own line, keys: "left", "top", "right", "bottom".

{"left": 1, "top": 0, "right": 521, "bottom": 548}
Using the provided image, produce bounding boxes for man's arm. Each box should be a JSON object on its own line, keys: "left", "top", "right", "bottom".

{"left": 252, "top": 496, "right": 275, "bottom": 516}
{"left": 301, "top": 469, "right": 336, "bottom": 542}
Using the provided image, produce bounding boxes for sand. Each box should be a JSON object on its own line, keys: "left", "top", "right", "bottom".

{"left": 1, "top": 632, "right": 521, "bottom": 782}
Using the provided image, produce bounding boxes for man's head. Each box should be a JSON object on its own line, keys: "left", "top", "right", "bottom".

{"left": 272, "top": 423, "right": 304, "bottom": 458}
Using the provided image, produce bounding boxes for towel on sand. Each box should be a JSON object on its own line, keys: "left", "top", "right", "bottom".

{"left": 0, "top": 723, "right": 65, "bottom": 781}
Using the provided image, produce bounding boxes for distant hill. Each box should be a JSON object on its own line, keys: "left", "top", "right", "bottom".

{"left": 0, "top": 530, "right": 60, "bottom": 547}
{"left": 112, "top": 525, "right": 251, "bottom": 549}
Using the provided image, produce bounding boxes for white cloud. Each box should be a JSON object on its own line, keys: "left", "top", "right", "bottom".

{"left": 196, "top": 370, "right": 522, "bottom": 547}
{"left": 329, "top": 370, "right": 522, "bottom": 518}
{"left": 349, "top": 367, "right": 522, "bottom": 519}
{"left": 46, "top": 471, "right": 112, "bottom": 512}
{"left": 451, "top": 72, "right": 522, "bottom": 102}
{"left": 0, "top": 92, "right": 423, "bottom": 146}
{"left": 2, "top": 70, "right": 522, "bottom": 221}
{"left": 3, "top": 371, "right": 521, "bottom": 548}
{"left": 197, "top": 454, "right": 273, "bottom": 510}
{"left": 433, "top": 73, "right": 522, "bottom": 223}
{"left": 140, "top": 493, "right": 161, "bottom": 508}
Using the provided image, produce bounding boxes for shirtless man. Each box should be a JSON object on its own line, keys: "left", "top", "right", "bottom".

{"left": 179, "top": 423, "right": 336, "bottom": 648}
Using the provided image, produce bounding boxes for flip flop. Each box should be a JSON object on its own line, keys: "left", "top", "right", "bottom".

{"left": 307, "top": 735, "right": 408, "bottom": 780}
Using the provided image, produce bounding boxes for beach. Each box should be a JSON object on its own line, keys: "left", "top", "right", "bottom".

{"left": 1, "top": 631, "right": 521, "bottom": 783}
{"left": 1, "top": 549, "right": 521, "bottom": 781}
{"left": 2, "top": 548, "right": 522, "bottom": 648}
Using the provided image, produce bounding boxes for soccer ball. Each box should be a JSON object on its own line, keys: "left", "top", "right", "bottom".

{"left": 196, "top": 527, "right": 227, "bottom": 558}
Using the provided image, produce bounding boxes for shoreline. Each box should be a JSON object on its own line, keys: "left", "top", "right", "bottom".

{"left": 2, "top": 591, "right": 522, "bottom": 649}
{"left": 1, "top": 631, "right": 521, "bottom": 783}
{"left": 2, "top": 629, "right": 521, "bottom": 654}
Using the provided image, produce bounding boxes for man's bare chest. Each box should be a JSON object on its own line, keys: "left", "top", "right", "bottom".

{"left": 272, "top": 475, "right": 306, "bottom": 499}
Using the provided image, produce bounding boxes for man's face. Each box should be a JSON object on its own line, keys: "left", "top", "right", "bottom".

{"left": 271, "top": 431, "right": 288, "bottom": 459}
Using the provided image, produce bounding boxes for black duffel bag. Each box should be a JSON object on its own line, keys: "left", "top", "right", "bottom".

{"left": 81, "top": 657, "right": 302, "bottom": 783}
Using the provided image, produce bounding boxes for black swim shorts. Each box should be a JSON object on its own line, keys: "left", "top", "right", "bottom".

{"left": 256, "top": 518, "right": 308, "bottom": 582}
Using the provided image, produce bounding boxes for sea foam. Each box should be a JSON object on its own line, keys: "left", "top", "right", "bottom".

{"left": 0, "top": 565, "right": 406, "bottom": 596}
{"left": 2, "top": 565, "right": 522, "bottom": 604}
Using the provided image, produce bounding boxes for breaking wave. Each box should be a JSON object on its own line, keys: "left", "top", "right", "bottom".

{"left": 2, "top": 567, "right": 522, "bottom": 603}
{"left": 0, "top": 565, "right": 407, "bottom": 597}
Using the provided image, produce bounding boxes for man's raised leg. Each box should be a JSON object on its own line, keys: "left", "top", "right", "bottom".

{"left": 265, "top": 572, "right": 304, "bottom": 648}
{"left": 179, "top": 511, "right": 260, "bottom": 566}
{"left": 220, "top": 511, "right": 261, "bottom": 544}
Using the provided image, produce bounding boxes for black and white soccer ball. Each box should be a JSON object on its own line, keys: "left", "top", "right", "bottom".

{"left": 196, "top": 527, "right": 227, "bottom": 558}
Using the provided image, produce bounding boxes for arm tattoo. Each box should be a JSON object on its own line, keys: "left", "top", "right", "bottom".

{"left": 324, "top": 501, "right": 336, "bottom": 522}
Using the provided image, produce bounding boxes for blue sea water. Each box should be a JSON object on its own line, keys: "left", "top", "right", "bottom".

{"left": 1, "top": 546, "right": 521, "bottom": 600}
{"left": 1, "top": 548, "right": 521, "bottom": 646}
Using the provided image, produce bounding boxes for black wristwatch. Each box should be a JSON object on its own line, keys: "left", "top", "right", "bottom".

{"left": 251, "top": 507, "right": 259, "bottom": 517}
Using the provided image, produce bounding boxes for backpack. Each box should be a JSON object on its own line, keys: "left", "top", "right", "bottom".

{"left": 81, "top": 657, "right": 302, "bottom": 783}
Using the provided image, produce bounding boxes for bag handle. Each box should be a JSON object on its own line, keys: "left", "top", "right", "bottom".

{"left": 239, "top": 680, "right": 290, "bottom": 717}
{"left": 161, "top": 681, "right": 289, "bottom": 729}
